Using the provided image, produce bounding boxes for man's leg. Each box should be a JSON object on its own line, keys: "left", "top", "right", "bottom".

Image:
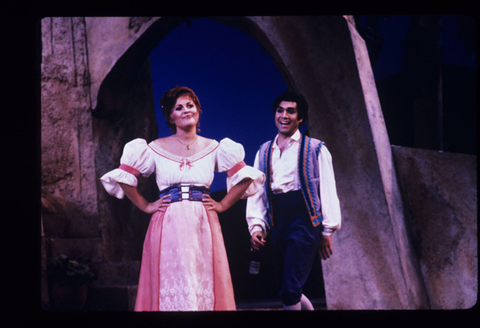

{"left": 283, "top": 294, "right": 314, "bottom": 311}
{"left": 271, "top": 191, "right": 321, "bottom": 310}
{"left": 301, "top": 294, "right": 314, "bottom": 310}
{"left": 280, "top": 221, "right": 321, "bottom": 308}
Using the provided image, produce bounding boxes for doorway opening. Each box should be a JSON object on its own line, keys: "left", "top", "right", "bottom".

{"left": 94, "top": 16, "right": 327, "bottom": 310}
{"left": 149, "top": 18, "right": 325, "bottom": 308}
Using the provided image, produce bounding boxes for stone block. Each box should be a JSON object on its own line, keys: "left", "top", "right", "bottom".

{"left": 84, "top": 285, "right": 138, "bottom": 311}
{"left": 92, "top": 261, "right": 141, "bottom": 288}
{"left": 392, "top": 146, "right": 477, "bottom": 309}
{"left": 47, "top": 237, "right": 103, "bottom": 263}
{"left": 41, "top": 191, "right": 100, "bottom": 239}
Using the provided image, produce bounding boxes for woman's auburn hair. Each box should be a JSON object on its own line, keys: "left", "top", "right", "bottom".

{"left": 160, "top": 86, "right": 202, "bottom": 133}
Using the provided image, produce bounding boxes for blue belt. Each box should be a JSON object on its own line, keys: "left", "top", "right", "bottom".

{"left": 159, "top": 184, "right": 210, "bottom": 203}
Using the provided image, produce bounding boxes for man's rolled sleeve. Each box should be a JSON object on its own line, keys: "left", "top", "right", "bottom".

{"left": 246, "top": 152, "right": 269, "bottom": 236}
{"left": 318, "top": 145, "right": 342, "bottom": 236}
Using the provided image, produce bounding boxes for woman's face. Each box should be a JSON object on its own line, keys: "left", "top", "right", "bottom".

{"left": 169, "top": 95, "right": 200, "bottom": 131}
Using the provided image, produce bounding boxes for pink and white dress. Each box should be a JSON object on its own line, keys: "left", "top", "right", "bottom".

{"left": 100, "top": 138, "right": 264, "bottom": 311}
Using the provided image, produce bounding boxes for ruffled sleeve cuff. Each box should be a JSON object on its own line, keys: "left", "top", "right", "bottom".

{"left": 226, "top": 165, "right": 265, "bottom": 198}
{"left": 216, "top": 138, "right": 265, "bottom": 198}
{"left": 99, "top": 138, "right": 154, "bottom": 199}
{"left": 100, "top": 167, "right": 139, "bottom": 199}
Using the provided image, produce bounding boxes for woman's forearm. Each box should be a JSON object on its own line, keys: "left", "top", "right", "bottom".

{"left": 202, "top": 178, "right": 253, "bottom": 213}
{"left": 220, "top": 178, "right": 253, "bottom": 211}
{"left": 119, "top": 183, "right": 149, "bottom": 212}
{"left": 120, "top": 183, "right": 171, "bottom": 214}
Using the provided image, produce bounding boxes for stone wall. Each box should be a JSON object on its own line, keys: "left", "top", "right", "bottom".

{"left": 41, "top": 17, "right": 102, "bottom": 267}
{"left": 392, "top": 146, "right": 477, "bottom": 309}
{"left": 92, "top": 41, "right": 158, "bottom": 262}
{"left": 41, "top": 17, "right": 97, "bottom": 213}
{"left": 40, "top": 17, "right": 162, "bottom": 311}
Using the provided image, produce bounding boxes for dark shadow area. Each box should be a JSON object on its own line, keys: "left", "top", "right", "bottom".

{"left": 377, "top": 64, "right": 476, "bottom": 155}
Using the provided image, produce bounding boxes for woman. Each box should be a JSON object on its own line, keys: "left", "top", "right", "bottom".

{"left": 100, "top": 86, "right": 264, "bottom": 311}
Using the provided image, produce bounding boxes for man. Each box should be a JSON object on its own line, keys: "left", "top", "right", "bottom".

{"left": 246, "top": 91, "right": 341, "bottom": 310}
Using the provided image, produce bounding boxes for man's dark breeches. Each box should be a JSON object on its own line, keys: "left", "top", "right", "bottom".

{"left": 271, "top": 190, "right": 322, "bottom": 306}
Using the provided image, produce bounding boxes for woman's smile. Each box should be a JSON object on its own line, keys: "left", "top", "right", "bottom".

{"left": 170, "top": 95, "right": 199, "bottom": 128}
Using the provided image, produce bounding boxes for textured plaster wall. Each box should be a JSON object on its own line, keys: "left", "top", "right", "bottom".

{"left": 40, "top": 17, "right": 101, "bottom": 263}
{"left": 41, "top": 17, "right": 97, "bottom": 213}
{"left": 392, "top": 146, "right": 477, "bottom": 309}
{"left": 85, "top": 17, "right": 159, "bottom": 110}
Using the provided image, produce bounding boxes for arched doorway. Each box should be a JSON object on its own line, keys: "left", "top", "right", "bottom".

{"left": 93, "top": 16, "right": 326, "bottom": 309}
{"left": 149, "top": 18, "right": 286, "bottom": 192}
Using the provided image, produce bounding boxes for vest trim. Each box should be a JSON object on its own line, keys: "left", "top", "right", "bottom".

{"left": 259, "top": 134, "right": 323, "bottom": 227}
{"left": 298, "top": 135, "right": 323, "bottom": 227}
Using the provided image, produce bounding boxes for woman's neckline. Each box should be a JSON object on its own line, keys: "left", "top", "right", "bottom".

{"left": 149, "top": 138, "right": 219, "bottom": 162}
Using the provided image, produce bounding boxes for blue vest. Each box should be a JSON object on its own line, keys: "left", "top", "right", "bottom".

{"left": 258, "top": 134, "right": 324, "bottom": 227}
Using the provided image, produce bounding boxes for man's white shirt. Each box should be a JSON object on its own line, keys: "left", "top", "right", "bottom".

{"left": 246, "top": 130, "right": 341, "bottom": 236}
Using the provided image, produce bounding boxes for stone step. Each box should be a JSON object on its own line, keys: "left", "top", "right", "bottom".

{"left": 91, "top": 261, "right": 140, "bottom": 287}
{"left": 84, "top": 285, "right": 137, "bottom": 311}
{"left": 46, "top": 237, "right": 103, "bottom": 262}
{"left": 235, "top": 297, "right": 327, "bottom": 311}
{"left": 41, "top": 191, "right": 101, "bottom": 239}
{"left": 83, "top": 290, "right": 327, "bottom": 311}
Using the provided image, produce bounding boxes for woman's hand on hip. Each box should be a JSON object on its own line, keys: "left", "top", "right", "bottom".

{"left": 202, "top": 194, "right": 226, "bottom": 213}
{"left": 144, "top": 195, "right": 171, "bottom": 214}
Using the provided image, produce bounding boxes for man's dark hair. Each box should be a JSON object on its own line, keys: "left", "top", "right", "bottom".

{"left": 272, "top": 91, "right": 309, "bottom": 124}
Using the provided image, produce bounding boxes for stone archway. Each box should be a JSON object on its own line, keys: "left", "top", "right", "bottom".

{"left": 89, "top": 16, "right": 307, "bottom": 306}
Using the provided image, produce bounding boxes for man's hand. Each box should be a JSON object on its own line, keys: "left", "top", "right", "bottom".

{"left": 319, "top": 235, "right": 333, "bottom": 260}
{"left": 250, "top": 231, "right": 266, "bottom": 251}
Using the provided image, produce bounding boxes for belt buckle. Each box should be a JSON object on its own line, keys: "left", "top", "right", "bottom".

{"left": 180, "top": 184, "right": 190, "bottom": 200}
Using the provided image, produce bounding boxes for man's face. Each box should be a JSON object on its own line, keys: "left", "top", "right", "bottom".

{"left": 274, "top": 101, "right": 303, "bottom": 137}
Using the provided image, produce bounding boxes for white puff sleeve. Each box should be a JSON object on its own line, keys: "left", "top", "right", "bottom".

{"left": 100, "top": 138, "right": 155, "bottom": 199}
{"left": 215, "top": 138, "right": 265, "bottom": 198}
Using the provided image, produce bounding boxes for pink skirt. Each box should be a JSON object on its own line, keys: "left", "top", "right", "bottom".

{"left": 134, "top": 201, "right": 236, "bottom": 311}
